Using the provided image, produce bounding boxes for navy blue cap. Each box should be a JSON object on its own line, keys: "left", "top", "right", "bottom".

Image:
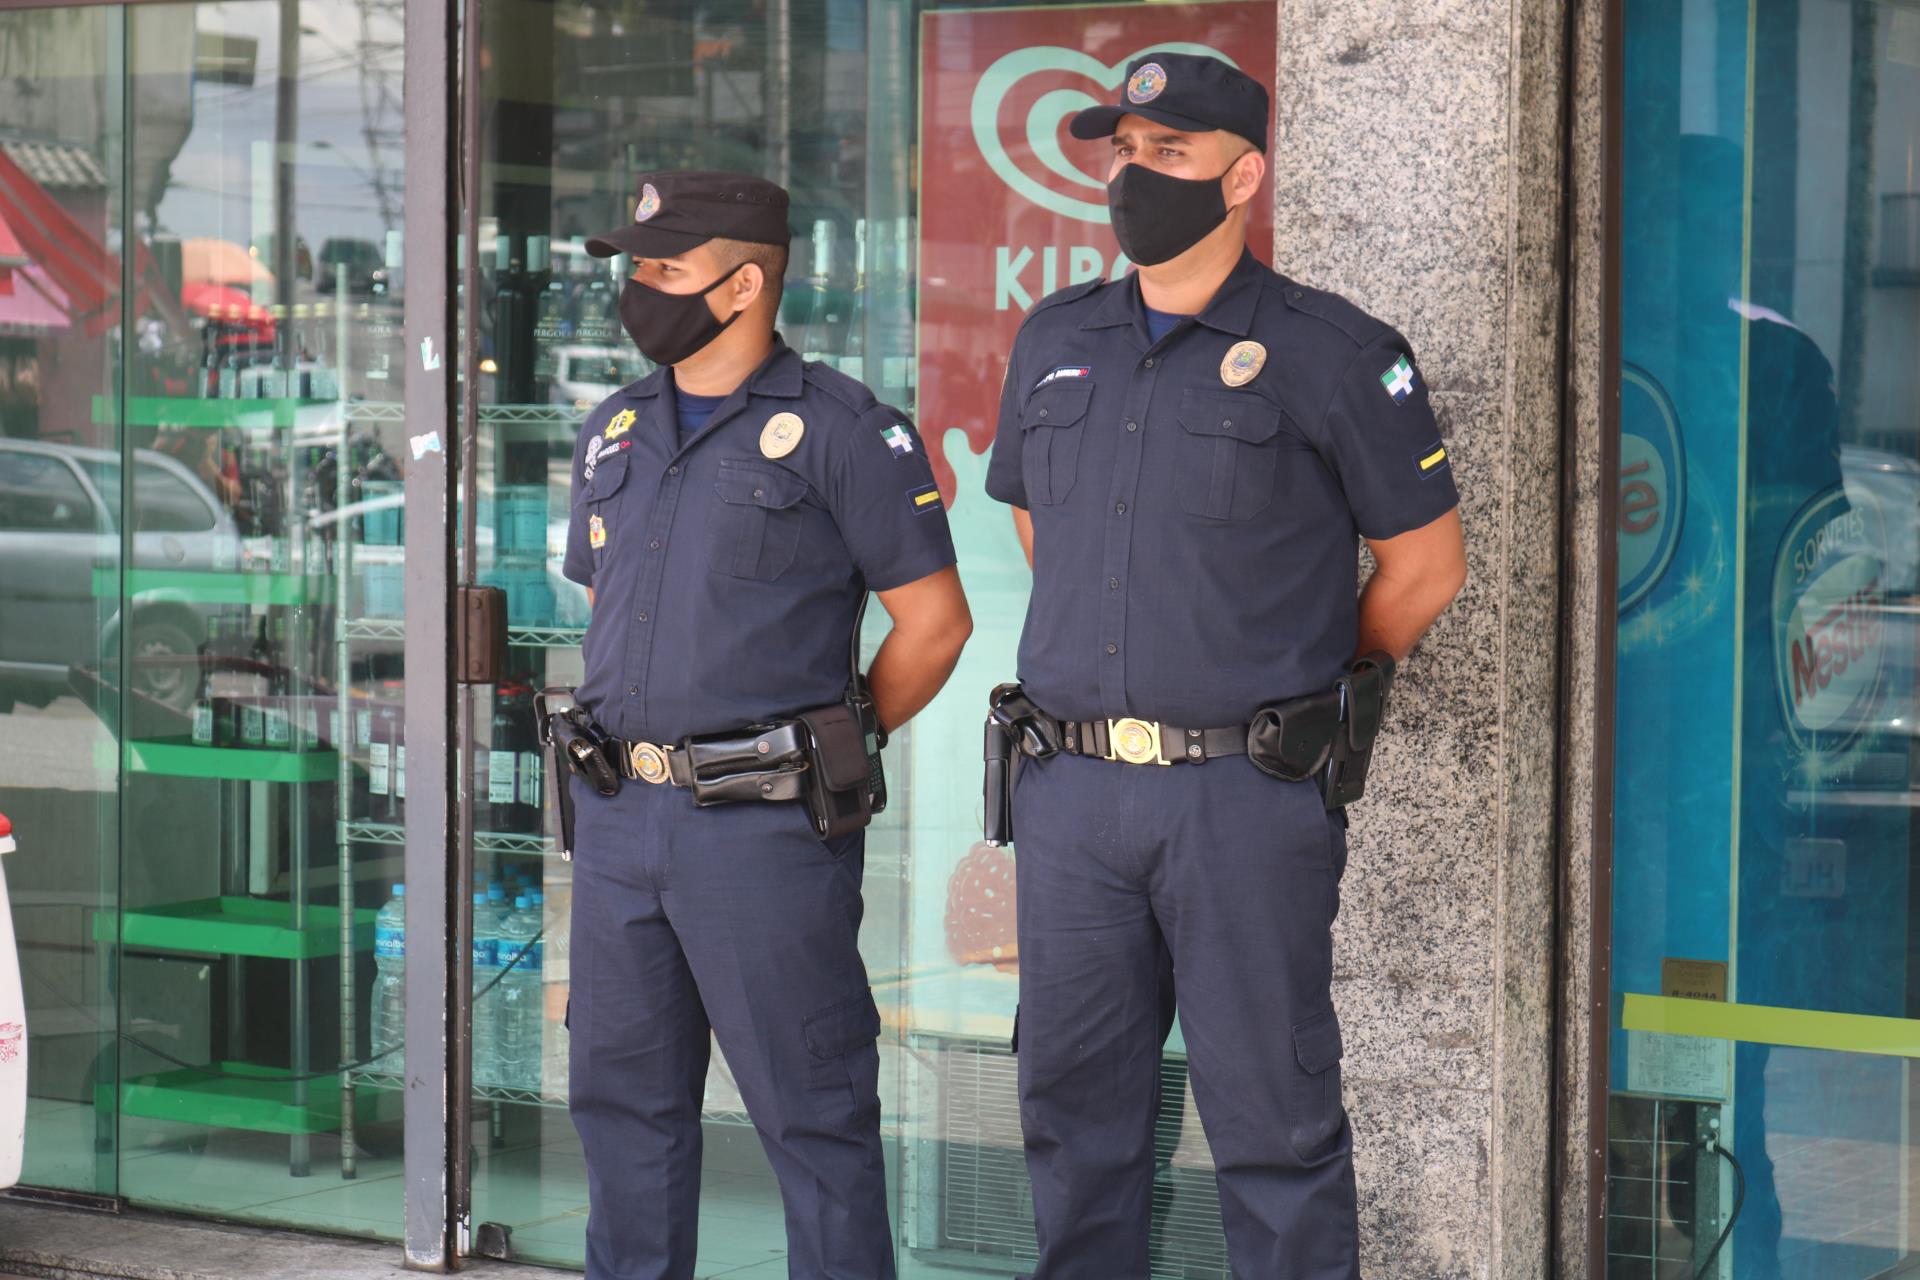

{"left": 1069, "top": 52, "right": 1270, "bottom": 152}
{"left": 586, "top": 170, "right": 792, "bottom": 259}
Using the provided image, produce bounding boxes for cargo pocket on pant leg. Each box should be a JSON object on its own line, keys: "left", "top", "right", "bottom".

{"left": 803, "top": 988, "right": 882, "bottom": 1138}
{"left": 1288, "top": 1005, "right": 1345, "bottom": 1161}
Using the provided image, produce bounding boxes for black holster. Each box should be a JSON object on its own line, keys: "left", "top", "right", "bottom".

{"left": 982, "top": 683, "right": 1060, "bottom": 846}
{"left": 1245, "top": 652, "right": 1395, "bottom": 809}
{"left": 534, "top": 688, "right": 620, "bottom": 860}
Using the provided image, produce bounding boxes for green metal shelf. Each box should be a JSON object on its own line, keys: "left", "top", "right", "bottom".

{"left": 96, "top": 395, "right": 339, "bottom": 430}
{"left": 342, "top": 619, "right": 583, "bottom": 648}
{"left": 344, "top": 821, "right": 554, "bottom": 857}
{"left": 116, "top": 1061, "right": 397, "bottom": 1135}
{"left": 102, "top": 895, "right": 375, "bottom": 959}
{"left": 127, "top": 738, "right": 338, "bottom": 783}
{"left": 102, "top": 566, "right": 333, "bottom": 607}
{"left": 346, "top": 1068, "right": 748, "bottom": 1125}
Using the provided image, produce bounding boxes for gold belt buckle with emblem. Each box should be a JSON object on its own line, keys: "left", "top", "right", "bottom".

{"left": 628, "top": 741, "right": 674, "bottom": 785}
{"left": 1105, "top": 717, "right": 1169, "bottom": 766}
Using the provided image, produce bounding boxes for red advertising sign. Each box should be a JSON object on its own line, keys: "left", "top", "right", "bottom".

{"left": 916, "top": 2, "right": 1276, "bottom": 502}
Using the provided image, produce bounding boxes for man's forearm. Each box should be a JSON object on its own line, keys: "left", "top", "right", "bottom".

{"left": 1355, "top": 569, "right": 1458, "bottom": 663}
{"left": 866, "top": 622, "right": 968, "bottom": 735}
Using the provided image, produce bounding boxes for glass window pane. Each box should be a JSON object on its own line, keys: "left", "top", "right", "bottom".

{"left": 0, "top": 2, "right": 124, "bottom": 1201}
{"left": 1611, "top": 2, "right": 1920, "bottom": 1276}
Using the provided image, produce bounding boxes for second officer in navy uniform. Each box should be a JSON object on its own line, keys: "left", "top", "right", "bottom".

{"left": 561, "top": 171, "right": 971, "bottom": 1280}
{"left": 983, "top": 55, "right": 1468, "bottom": 1278}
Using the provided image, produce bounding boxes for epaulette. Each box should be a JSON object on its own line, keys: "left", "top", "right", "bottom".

{"left": 1279, "top": 279, "right": 1389, "bottom": 349}
{"left": 1023, "top": 277, "right": 1109, "bottom": 324}
{"left": 800, "top": 360, "right": 877, "bottom": 415}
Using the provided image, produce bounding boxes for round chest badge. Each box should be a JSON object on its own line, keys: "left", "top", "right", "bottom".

{"left": 760, "top": 412, "right": 805, "bottom": 459}
{"left": 1220, "top": 340, "right": 1267, "bottom": 387}
{"left": 635, "top": 183, "right": 661, "bottom": 223}
{"left": 1126, "top": 62, "right": 1168, "bottom": 104}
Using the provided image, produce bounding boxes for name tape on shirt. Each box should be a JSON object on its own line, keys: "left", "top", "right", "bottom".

{"left": 1413, "top": 441, "right": 1450, "bottom": 479}
{"left": 881, "top": 423, "right": 915, "bottom": 458}
{"left": 907, "top": 482, "right": 943, "bottom": 515}
{"left": 1034, "top": 365, "right": 1091, "bottom": 389}
{"left": 1381, "top": 356, "right": 1419, "bottom": 405}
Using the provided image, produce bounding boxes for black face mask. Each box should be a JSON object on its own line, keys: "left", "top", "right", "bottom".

{"left": 1106, "top": 162, "right": 1232, "bottom": 267}
{"left": 618, "top": 262, "right": 747, "bottom": 366}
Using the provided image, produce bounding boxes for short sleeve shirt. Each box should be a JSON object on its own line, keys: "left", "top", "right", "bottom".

{"left": 565, "top": 340, "right": 957, "bottom": 743}
{"left": 985, "top": 251, "right": 1459, "bottom": 728}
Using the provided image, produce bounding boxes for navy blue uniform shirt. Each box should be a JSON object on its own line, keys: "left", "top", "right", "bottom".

{"left": 565, "top": 340, "right": 956, "bottom": 743}
{"left": 985, "top": 251, "right": 1459, "bottom": 728}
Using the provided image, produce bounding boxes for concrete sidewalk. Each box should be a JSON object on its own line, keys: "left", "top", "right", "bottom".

{"left": 0, "top": 1198, "right": 563, "bottom": 1280}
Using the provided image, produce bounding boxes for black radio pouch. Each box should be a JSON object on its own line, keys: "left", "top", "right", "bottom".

{"left": 795, "top": 696, "right": 885, "bottom": 841}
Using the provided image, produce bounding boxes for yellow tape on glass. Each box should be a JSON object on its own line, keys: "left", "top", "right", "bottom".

{"left": 1622, "top": 994, "right": 1920, "bottom": 1059}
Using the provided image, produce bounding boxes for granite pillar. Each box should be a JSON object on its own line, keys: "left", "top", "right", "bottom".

{"left": 1267, "top": 1, "right": 1585, "bottom": 1273}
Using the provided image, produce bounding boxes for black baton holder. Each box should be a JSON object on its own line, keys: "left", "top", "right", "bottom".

{"left": 981, "top": 683, "right": 1060, "bottom": 846}
{"left": 1323, "top": 653, "right": 1393, "bottom": 809}
{"left": 983, "top": 717, "right": 1014, "bottom": 846}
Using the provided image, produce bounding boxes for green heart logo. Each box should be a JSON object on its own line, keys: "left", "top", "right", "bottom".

{"left": 969, "top": 42, "right": 1240, "bottom": 225}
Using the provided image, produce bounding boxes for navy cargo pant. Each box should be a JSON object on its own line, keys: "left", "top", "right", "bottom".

{"left": 1013, "top": 750, "right": 1359, "bottom": 1280}
{"left": 566, "top": 774, "right": 894, "bottom": 1280}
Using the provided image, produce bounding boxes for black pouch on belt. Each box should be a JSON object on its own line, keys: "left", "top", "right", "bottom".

{"left": 1323, "top": 652, "right": 1394, "bottom": 808}
{"left": 682, "top": 721, "right": 811, "bottom": 807}
{"left": 793, "top": 699, "right": 884, "bottom": 841}
{"left": 1246, "top": 688, "right": 1343, "bottom": 785}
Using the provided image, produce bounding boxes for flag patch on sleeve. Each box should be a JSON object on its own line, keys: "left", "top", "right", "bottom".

{"left": 1035, "top": 365, "right": 1091, "bottom": 389}
{"left": 881, "top": 424, "right": 915, "bottom": 458}
{"left": 1413, "top": 441, "right": 1449, "bottom": 478}
{"left": 1380, "top": 355, "right": 1419, "bottom": 404}
{"left": 907, "top": 482, "right": 943, "bottom": 514}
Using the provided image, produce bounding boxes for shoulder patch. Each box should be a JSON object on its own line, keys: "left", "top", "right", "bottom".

{"left": 1280, "top": 280, "right": 1389, "bottom": 349}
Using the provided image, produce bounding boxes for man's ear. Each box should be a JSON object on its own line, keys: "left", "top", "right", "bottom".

{"left": 725, "top": 262, "right": 764, "bottom": 316}
{"left": 1225, "top": 147, "right": 1265, "bottom": 211}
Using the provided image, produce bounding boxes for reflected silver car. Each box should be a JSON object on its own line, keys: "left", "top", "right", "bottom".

{"left": 0, "top": 440, "right": 237, "bottom": 713}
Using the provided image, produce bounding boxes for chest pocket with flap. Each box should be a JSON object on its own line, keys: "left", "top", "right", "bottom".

{"left": 1174, "top": 389, "right": 1286, "bottom": 521}
{"left": 711, "top": 459, "right": 810, "bottom": 581}
{"left": 1020, "top": 379, "right": 1093, "bottom": 506}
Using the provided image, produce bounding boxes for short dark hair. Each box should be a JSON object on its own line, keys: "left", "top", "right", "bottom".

{"left": 709, "top": 237, "right": 788, "bottom": 312}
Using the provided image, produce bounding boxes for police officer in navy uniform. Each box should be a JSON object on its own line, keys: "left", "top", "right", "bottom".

{"left": 984, "top": 55, "right": 1467, "bottom": 1278}
{"left": 563, "top": 171, "right": 972, "bottom": 1280}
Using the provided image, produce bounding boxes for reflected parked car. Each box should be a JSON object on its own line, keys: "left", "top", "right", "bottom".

{"left": 0, "top": 440, "right": 236, "bottom": 713}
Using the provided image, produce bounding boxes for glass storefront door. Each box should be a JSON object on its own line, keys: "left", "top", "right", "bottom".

{"left": 459, "top": 1, "right": 1273, "bottom": 1274}
{"left": 5, "top": 0, "right": 420, "bottom": 1238}
{"left": 1610, "top": 1, "right": 1920, "bottom": 1275}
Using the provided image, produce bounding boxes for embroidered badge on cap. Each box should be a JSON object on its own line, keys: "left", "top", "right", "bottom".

{"left": 881, "top": 424, "right": 915, "bottom": 458}
{"left": 1381, "top": 355, "right": 1419, "bottom": 405}
{"left": 635, "top": 183, "right": 661, "bottom": 223}
{"left": 588, "top": 514, "right": 607, "bottom": 548}
{"left": 604, "top": 408, "right": 636, "bottom": 440}
{"left": 1413, "top": 441, "right": 1450, "bottom": 478}
{"left": 760, "top": 412, "right": 804, "bottom": 458}
{"left": 1219, "top": 341, "right": 1266, "bottom": 387}
{"left": 1127, "top": 62, "right": 1168, "bottom": 104}
{"left": 1036, "top": 366, "right": 1092, "bottom": 389}
{"left": 907, "top": 482, "right": 943, "bottom": 515}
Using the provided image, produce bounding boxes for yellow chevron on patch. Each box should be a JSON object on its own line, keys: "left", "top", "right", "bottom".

{"left": 914, "top": 489, "right": 941, "bottom": 507}
{"left": 1419, "top": 447, "right": 1447, "bottom": 472}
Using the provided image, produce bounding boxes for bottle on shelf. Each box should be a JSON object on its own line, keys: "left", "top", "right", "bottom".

{"left": 371, "top": 883, "right": 406, "bottom": 1067}
{"left": 487, "top": 688, "right": 519, "bottom": 833}
{"left": 496, "top": 894, "right": 543, "bottom": 1093}
{"left": 190, "top": 618, "right": 227, "bottom": 746}
{"left": 471, "top": 890, "right": 504, "bottom": 1088}
{"left": 239, "top": 616, "right": 270, "bottom": 747}
{"left": 263, "top": 615, "right": 292, "bottom": 750}
{"left": 373, "top": 685, "right": 403, "bottom": 822}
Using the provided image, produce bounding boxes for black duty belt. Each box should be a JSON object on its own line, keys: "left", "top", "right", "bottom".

{"left": 610, "top": 723, "right": 812, "bottom": 804}
{"left": 1056, "top": 716, "right": 1248, "bottom": 766}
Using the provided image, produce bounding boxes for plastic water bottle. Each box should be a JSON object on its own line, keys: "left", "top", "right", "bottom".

{"left": 371, "top": 885, "right": 405, "bottom": 1069}
{"left": 471, "top": 890, "right": 503, "bottom": 1089}
{"left": 497, "top": 896, "right": 544, "bottom": 1092}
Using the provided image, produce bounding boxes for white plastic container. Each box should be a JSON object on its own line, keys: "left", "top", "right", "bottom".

{"left": 0, "top": 812, "right": 24, "bottom": 1189}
